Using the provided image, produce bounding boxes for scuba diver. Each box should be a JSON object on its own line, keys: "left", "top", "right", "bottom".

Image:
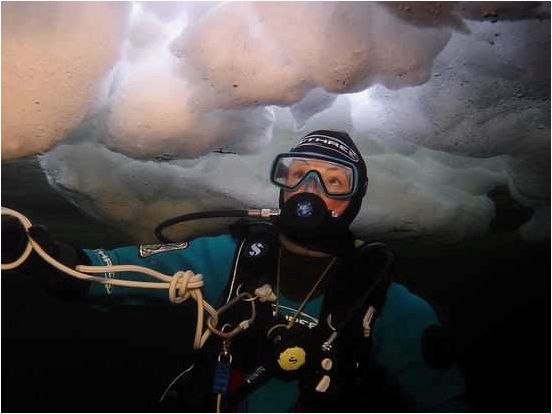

{"left": 2, "top": 130, "right": 468, "bottom": 412}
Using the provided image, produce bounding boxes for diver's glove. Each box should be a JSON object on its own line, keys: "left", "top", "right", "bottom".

{"left": 2, "top": 215, "right": 29, "bottom": 264}
{"left": 2, "top": 216, "right": 91, "bottom": 301}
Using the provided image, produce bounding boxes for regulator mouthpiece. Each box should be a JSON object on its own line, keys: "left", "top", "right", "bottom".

{"left": 278, "top": 193, "right": 329, "bottom": 232}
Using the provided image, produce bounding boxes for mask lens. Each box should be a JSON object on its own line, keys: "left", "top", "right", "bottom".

{"left": 272, "top": 156, "right": 355, "bottom": 196}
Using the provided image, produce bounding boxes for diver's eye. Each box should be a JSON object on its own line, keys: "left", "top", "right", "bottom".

{"left": 327, "top": 176, "right": 344, "bottom": 188}
{"left": 289, "top": 168, "right": 305, "bottom": 182}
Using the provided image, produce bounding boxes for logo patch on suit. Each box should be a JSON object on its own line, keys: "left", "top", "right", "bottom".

{"left": 246, "top": 241, "right": 267, "bottom": 258}
{"left": 139, "top": 242, "right": 189, "bottom": 258}
{"left": 277, "top": 346, "right": 306, "bottom": 371}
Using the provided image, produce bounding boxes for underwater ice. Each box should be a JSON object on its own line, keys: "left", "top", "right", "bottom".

{"left": 2, "top": 2, "right": 550, "bottom": 243}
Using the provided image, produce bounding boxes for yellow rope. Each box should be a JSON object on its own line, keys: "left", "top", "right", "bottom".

{"left": 0, "top": 207, "right": 234, "bottom": 349}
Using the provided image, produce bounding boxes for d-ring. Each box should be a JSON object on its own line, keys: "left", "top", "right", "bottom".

{"left": 217, "top": 352, "right": 233, "bottom": 364}
{"left": 266, "top": 323, "right": 288, "bottom": 339}
{"left": 235, "top": 283, "right": 257, "bottom": 302}
{"left": 326, "top": 313, "right": 336, "bottom": 331}
{"left": 220, "top": 323, "right": 233, "bottom": 334}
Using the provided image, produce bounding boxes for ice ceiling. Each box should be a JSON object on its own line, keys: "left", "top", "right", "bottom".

{"left": 1, "top": 1, "right": 550, "bottom": 244}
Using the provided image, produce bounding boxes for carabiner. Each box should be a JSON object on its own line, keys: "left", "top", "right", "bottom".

{"left": 207, "top": 292, "right": 256, "bottom": 340}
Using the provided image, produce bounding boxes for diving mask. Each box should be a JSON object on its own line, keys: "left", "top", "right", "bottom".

{"left": 270, "top": 153, "right": 358, "bottom": 199}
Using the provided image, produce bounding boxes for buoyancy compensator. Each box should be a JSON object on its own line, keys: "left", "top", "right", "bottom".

{"left": 207, "top": 219, "right": 394, "bottom": 412}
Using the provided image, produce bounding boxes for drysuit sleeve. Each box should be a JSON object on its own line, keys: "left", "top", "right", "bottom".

{"left": 82, "top": 235, "right": 237, "bottom": 306}
{"left": 371, "top": 283, "right": 470, "bottom": 412}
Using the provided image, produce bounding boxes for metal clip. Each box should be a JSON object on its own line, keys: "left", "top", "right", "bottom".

{"left": 207, "top": 292, "right": 256, "bottom": 340}
{"left": 321, "top": 331, "right": 338, "bottom": 352}
{"left": 247, "top": 208, "right": 281, "bottom": 218}
{"left": 245, "top": 365, "right": 267, "bottom": 385}
{"left": 321, "top": 313, "right": 338, "bottom": 352}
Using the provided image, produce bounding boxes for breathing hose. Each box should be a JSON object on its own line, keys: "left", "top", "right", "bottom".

{"left": 155, "top": 208, "right": 280, "bottom": 243}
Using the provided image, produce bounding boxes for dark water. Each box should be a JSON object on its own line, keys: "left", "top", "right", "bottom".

{"left": 2, "top": 157, "right": 550, "bottom": 412}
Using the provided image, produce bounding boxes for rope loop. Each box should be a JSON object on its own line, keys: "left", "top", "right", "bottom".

{"left": 1, "top": 206, "right": 221, "bottom": 350}
{"left": 1, "top": 207, "right": 34, "bottom": 270}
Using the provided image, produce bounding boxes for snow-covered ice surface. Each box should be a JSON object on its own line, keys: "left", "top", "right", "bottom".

{"left": 2, "top": 1, "right": 549, "bottom": 244}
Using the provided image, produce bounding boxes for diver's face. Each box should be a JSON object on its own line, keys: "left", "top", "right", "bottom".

{"left": 283, "top": 159, "right": 350, "bottom": 217}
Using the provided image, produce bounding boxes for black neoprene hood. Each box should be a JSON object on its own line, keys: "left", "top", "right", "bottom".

{"left": 273, "top": 130, "right": 368, "bottom": 253}
{"left": 279, "top": 130, "right": 368, "bottom": 229}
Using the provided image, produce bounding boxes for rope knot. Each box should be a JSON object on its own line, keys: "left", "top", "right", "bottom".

{"left": 169, "top": 270, "right": 202, "bottom": 304}
{"left": 254, "top": 284, "right": 277, "bottom": 303}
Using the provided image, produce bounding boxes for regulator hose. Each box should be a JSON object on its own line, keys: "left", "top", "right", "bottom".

{"left": 155, "top": 208, "right": 280, "bottom": 243}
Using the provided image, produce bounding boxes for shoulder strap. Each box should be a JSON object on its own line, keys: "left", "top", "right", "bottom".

{"left": 221, "top": 219, "right": 280, "bottom": 306}
{"left": 297, "top": 242, "right": 394, "bottom": 411}
{"left": 357, "top": 241, "right": 394, "bottom": 309}
{"left": 320, "top": 240, "right": 393, "bottom": 333}
{"left": 228, "top": 218, "right": 278, "bottom": 241}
